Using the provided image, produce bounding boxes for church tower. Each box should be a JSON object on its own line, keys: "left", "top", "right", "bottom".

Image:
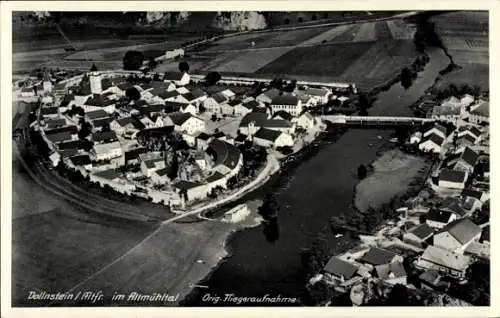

{"left": 89, "top": 64, "right": 102, "bottom": 94}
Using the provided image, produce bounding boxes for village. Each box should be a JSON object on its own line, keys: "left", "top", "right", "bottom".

{"left": 308, "top": 92, "right": 490, "bottom": 306}
{"left": 14, "top": 64, "right": 353, "bottom": 211}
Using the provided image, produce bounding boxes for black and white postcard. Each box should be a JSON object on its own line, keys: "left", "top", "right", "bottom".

{"left": 1, "top": 1, "right": 497, "bottom": 317}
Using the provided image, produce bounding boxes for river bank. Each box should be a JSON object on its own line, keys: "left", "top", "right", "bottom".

{"left": 181, "top": 47, "right": 450, "bottom": 306}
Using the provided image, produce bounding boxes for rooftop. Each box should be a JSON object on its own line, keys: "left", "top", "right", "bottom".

{"left": 438, "top": 217, "right": 482, "bottom": 244}
{"left": 418, "top": 245, "right": 470, "bottom": 272}
{"left": 375, "top": 262, "right": 407, "bottom": 280}
{"left": 271, "top": 94, "right": 299, "bottom": 106}
{"left": 207, "top": 139, "right": 241, "bottom": 170}
{"left": 439, "top": 169, "right": 467, "bottom": 183}
{"left": 323, "top": 257, "right": 359, "bottom": 280}
{"left": 426, "top": 209, "right": 453, "bottom": 224}
{"left": 358, "top": 247, "right": 399, "bottom": 266}
{"left": 254, "top": 128, "right": 282, "bottom": 142}
{"left": 407, "top": 223, "right": 435, "bottom": 240}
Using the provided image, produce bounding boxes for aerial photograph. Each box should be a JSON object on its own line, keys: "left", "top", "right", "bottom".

{"left": 10, "top": 10, "right": 489, "bottom": 307}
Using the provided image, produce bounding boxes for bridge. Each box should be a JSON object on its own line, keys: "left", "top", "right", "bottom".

{"left": 320, "top": 115, "right": 436, "bottom": 126}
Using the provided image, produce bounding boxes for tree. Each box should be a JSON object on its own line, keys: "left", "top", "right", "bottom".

{"left": 90, "top": 63, "right": 98, "bottom": 72}
{"left": 148, "top": 57, "right": 157, "bottom": 70}
{"left": 78, "top": 120, "right": 92, "bottom": 140}
{"left": 123, "top": 50, "right": 144, "bottom": 70}
{"left": 125, "top": 87, "right": 141, "bottom": 101}
{"left": 357, "top": 164, "right": 367, "bottom": 179}
{"left": 178, "top": 61, "right": 190, "bottom": 73}
{"left": 357, "top": 92, "right": 372, "bottom": 110}
{"left": 152, "top": 73, "right": 160, "bottom": 81}
{"left": 400, "top": 67, "right": 414, "bottom": 90}
{"left": 205, "top": 71, "right": 221, "bottom": 85}
{"left": 263, "top": 218, "right": 280, "bottom": 243}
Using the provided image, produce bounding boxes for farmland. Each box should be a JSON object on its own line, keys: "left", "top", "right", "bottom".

{"left": 256, "top": 42, "right": 374, "bottom": 77}
{"left": 189, "top": 19, "right": 421, "bottom": 91}
{"left": 431, "top": 11, "right": 489, "bottom": 92}
{"left": 12, "top": 205, "right": 157, "bottom": 306}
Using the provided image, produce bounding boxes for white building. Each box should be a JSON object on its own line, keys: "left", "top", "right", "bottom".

{"left": 252, "top": 128, "right": 294, "bottom": 148}
{"left": 166, "top": 112, "right": 206, "bottom": 135}
{"left": 419, "top": 133, "right": 444, "bottom": 153}
{"left": 164, "top": 72, "right": 190, "bottom": 86}
{"left": 292, "top": 112, "right": 315, "bottom": 130}
{"left": 438, "top": 169, "right": 468, "bottom": 190}
{"left": 90, "top": 71, "right": 102, "bottom": 94}
{"left": 270, "top": 95, "right": 303, "bottom": 116}
{"left": 433, "top": 218, "right": 482, "bottom": 254}
{"left": 92, "top": 141, "right": 123, "bottom": 161}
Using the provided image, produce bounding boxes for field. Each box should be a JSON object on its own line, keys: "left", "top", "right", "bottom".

{"left": 12, "top": 206, "right": 157, "bottom": 306}
{"left": 431, "top": 11, "right": 489, "bottom": 92}
{"left": 44, "top": 200, "right": 263, "bottom": 306}
{"left": 256, "top": 42, "right": 373, "bottom": 77}
{"left": 186, "top": 19, "right": 420, "bottom": 91}
{"left": 354, "top": 149, "right": 430, "bottom": 213}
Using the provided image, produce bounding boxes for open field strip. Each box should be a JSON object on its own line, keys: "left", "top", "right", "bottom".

{"left": 205, "top": 47, "right": 294, "bottom": 73}
{"left": 441, "top": 36, "right": 489, "bottom": 52}
{"left": 449, "top": 51, "right": 489, "bottom": 65}
{"left": 329, "top": 24, "right": 362, "bottom": 42}
{"left": 386, "top": 20, "right": 416, "bottom": 40}
{"left": 353, "top": 22, "right": 377, "bottom": 42}
{"left": 299, "top": 24, "right": 353, "bottom": 45}
{"left": 374, "top": 21, "right": 393, "bottom": 40}
{"left": 204, "top": 25, "right": 358, "bottom": 73}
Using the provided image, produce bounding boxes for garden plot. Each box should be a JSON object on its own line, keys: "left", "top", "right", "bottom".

{"left": 353, "top": 22, "right": 377, "bottom": 42}
{"left": 252, "top": 27, "right": 331, "bottom": 48}
{"left": 329, "top": 24, "right": 362, "bottom": 42}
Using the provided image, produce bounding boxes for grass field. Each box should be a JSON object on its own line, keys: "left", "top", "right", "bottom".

{"left": 434, "top": 63, "right": 489, "bottom": 92}
{"left": 353, "top": 22, "right": 377, "bottom": 42}
{"left": 386, "top": 20, "right": 416, "bottom": 40}
{"left": 354, "top": 149, "right": 430, "bottom": 213}
{"left": 329, "top": 24, "right": 362, "bottom": 42}
{"left": 12, "top": 207, "right": 157, "bottom": 306}
{"left": 48, "top": 200, "right": 263, "bottom": 306}
{"left": 431, "top": 11, "right": 489, "bottom": 92}
{"left": 256, "top": 41, "right": 374, "bottom": 77}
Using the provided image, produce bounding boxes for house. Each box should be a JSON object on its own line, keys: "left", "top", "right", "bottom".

{"left": 206, "top": 139, "right": 243, "bottom": 176}
{"left": 180, "top": 103, "right": 198, "bottom": 115}
{"left": 453, "top": 147, "right": 479, "bottom": 174}
{"left": 438, "top": 197, "right": 468, "bottom": 218}
{"left": 374, "top": 262, "right": 407, "bottom": 285}
{"left": 223, "top": 99, "right": 242, "bottom": 115}
{"left": 419, "top": 269, "right": 451, "bottom": 291}
{"left": 467, "top": 100, "right": 489, "bottom": 124}
{"left": 20, "top": 86, "right": 36, "bottom": 98}
{"left": 461, "top": 189, "right": 487, "bottom": 211}
{"left": 426, "top": 209, "right": 457, "bottom": 229}
{"left": 179, "top": 89, "right": 208, "bottom": 106}
{"left": 172, "top": 180, "right": 209, "bottom": 203}
{"left": 137, "top": 104, "right": 165, "bottom": 118}
{"left": 202, "top": 93, "right": 229, "bottom": 113}
{"left": 415, "top": 245, "right": 471, "bottom": 279}
{"left": 45, "top": 131, "right": 76, "bottom": 144}
{"left": 419, "top": 133, "right": 444, "bottom": 153}
{"left": 256, "top": 88, "right": 280, "bottom": 104}
{"left": 110, "top": 117, "right": 141, "bottom": 136}
{"left": 139, "top": 116, "right": 155, "bottom": 129}
{"left": 220, "top": 89, "right": 236, "bottom": 100}
{"left": 357, "top": 247, "right": 403, "bottom": 268}
{"left": 69, "top": 154, "right": 92, "bottom": 171}
{"left": 270, "top": 95, "right": 303, "bottom": 116}
{"left": 457, "top": 126, "right": 481, "bottom": 142}
{"left": 92, "top": 141, "right": 123, "bottom": 161}
{"left": 272, "top": 110, "right": 293, "bottom": 121}
{"left": 303, "top": 87, "right": 331, "bottom": 105}
{"left": 91, "top": 117, "right": 113, "bottom": 131}
{"left": 48, "top": 151, "right": 61, "bottom": 167}
{"left": 438, "top": 169, "right": 468, "bottom": 190}
{"left": 45, "top": 118, "right": 67, "bottom": 130}
{"left": 323, "top": 257, "right": 359, "bottom": 283}
{"left": 86, "top": 109, "right": 110, "bottom": 121}
{"left": 423, "top": 123, "right": 448, "bottom": 140}
{"left": 151, "top": 167, "right": 170, "bottom": 185}
{"left": 83, "top": 94, "right": 116, "bottom": 114}
{"left": 409, "top": 132, "right": 422, "bottom": 144}
{"left": 196, "top": 132, "right": 213, "bottom": 151}
{"left": 166, "top": 112, "right": 206, "bottom": 135}
{"left": 460, "top": 94, "right": 475, "bottom": 107}
{"left": 252, "top": 128, "right": 294, "bottom": 148}
{"left": 176, "top": 86, "right": 190, "bottom": 95}
{"left": 234, "top": 99, "right": 262, "bottom": 116}
{"left": 433, "top": 218, "right": 482, "bottom": 253}
{"left": 403, "top": 223, "right": 435, "bottom": 248}
{"left": 292, "top": 112, "right": 316, "bottom": 130}
{"left": 93, "top": 131, "right": 118, "bottom": 144}
{"left": 140, "top": 157, "right": 166, "bottom": 177}
{"left": 163, "top": 72, "right": 190, "bottom": 86}
{"left": 41, "top": 106, "right": 60, "bottom": 119}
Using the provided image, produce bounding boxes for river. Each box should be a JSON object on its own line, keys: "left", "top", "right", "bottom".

{"left": 184, "top": 48, "right": 450, "bottom": 306}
